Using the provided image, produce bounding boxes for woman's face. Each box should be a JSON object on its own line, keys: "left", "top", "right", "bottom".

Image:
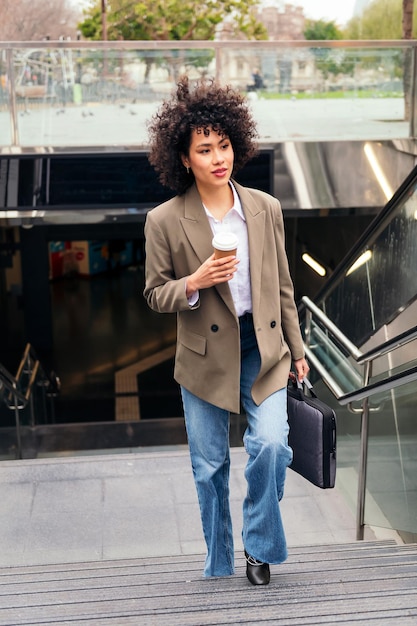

{"left": 182, "top": 127, "right": 234, "bottom": 192}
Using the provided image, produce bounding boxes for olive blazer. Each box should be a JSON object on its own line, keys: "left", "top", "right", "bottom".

{"left": 143, "top": 181, "right": 305, "bottom": 414}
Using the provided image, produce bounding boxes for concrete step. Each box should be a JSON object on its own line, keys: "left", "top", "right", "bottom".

{"left": 0, "top": 541, "right": 416, "bottom": 625}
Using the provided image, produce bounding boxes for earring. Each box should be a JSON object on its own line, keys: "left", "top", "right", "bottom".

{"left": 186, "top": 166, "right": 190, "bottom": 174}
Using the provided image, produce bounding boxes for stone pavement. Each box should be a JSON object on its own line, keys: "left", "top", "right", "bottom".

{"left": 0, "top": 96, "right": 408, "bottom": 148}
{"left": 0, "top": 446, "right": 395, "bottom": 570}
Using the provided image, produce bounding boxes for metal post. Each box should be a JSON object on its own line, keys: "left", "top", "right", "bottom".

{"left": 356, "top": 359, "right": 372, "bottom": 540}
{"left": 304, "top": 308, "right": 312, "bottom": 348}
{"left": 14, "top": 397, "right": 22, "bottom": 460}
{"left": 101, "top": 0, "right": 108, "bottom": 77}
{"left": 215, "top": 46, "right": 221, "bottom": 83}
{"left": 6, "top": 48, "right": 19, "bottom": 147}
{"left": 356, "top": 396, "right": 369, "bottom": 540}
{"left": 409, "top": 44, "right": 417, "bottom": 138}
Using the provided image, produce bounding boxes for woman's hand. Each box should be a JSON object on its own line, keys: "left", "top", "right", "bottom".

{"left": 186, "top": 253, "right": 239, "bottom": 297}
{"left": 293, "top": 357, "right": 310, "bottom": 382}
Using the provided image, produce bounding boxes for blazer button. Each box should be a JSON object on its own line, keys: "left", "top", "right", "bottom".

{"left": 270, "top": 321, "right": 276, "bottom": 328}
{"left": 211, "top": 324, "right": 219, "bottom": 332}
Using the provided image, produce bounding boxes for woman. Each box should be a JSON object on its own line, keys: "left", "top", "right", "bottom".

{"left": 144, "top": 76, "right": 309, "bottom": 585}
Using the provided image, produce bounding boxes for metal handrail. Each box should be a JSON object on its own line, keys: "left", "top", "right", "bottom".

{"left": 339, "top": 364, "right": 417, "bottom": 405}
{"left": 304, "top": 343, "right": 417, "bottom": 405}
{"left": 301, "top": 295, "right": 417, "bottom": 540}
{"left": 303, "top": 297, "right": 363, "bottom": 361}
{"left": 302, "top": 297, "right": 417, "bottom": 373}
{"left": 0, "top": 361, "right": 31, "bottom": 459}
{"left": 14, "top": 343, "right": 32, "bottom": 383}
{"left": 0, "top": 363, "right": 27, "bottom": 406}
{"left": 357, "top": 324, "right": 417, "bottom": 365}
{"left": 1, "top": 39, "right": 416, "bottom": 50}
{"left": 0, "top": 344, "right": 60, "bottom": 459}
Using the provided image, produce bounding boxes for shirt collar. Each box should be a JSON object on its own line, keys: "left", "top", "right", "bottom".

{"left": 230, "top": 182, "right": 245, "bottom": 221}
{"left": 203, "top": 182, "right": 245, "bottom": 221}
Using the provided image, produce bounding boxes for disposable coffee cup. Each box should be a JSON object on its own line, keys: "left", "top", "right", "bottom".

{"left": 212, "top": 232, "right": 238, "bottom": 259}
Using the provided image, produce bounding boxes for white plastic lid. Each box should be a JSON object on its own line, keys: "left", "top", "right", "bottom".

{"left": 212, "top": 232, "right": 238, "bottom": 251}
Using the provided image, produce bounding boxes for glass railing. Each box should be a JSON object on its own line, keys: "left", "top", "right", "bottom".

{"left": 364, "top": 378, "right": 417, "bottom": 537}
{"left": 301, "top": 295, "right": 417, "bottom": 540}
{"left": 0, "top": 40, "right": 416, "bottom": 149}
{"left": 317, "top": 172, "right": 417, "bottom": 349}
{"left": 322, "top": 372, "right": 417, "bottom": 541}
{"left": 298, "top": 163, "right": 417, "bottom": 541}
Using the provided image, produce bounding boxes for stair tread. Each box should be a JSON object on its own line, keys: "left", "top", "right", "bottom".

{"left": 0, "top": 541, "right": 416, "bottom": 626}
{"left": 0, "top": 539, "right": 403, "bottom": 577}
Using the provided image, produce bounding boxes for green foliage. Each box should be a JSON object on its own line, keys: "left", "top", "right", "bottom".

{"left": 304, "top": 19, "right": 352, "bottom": 79}
{"left": 343, "top": 0, "right": 416, "bottom": 39}
{"left": 304, "top": 19, "right": 344, "bottom": 41}
{"left": 78, "top": 11, "right": 102, "bottom": 40}
{"left": 79, "top": 0, "right": 267, "bottom": 41}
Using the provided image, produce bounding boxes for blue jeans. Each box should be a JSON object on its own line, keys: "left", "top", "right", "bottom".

{"left": 181, "top": 314, "right": 292, "bottom": 577}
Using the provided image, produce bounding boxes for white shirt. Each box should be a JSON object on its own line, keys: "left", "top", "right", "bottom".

{"left": 188, "top": 183, "right": 252, "bottom": 318}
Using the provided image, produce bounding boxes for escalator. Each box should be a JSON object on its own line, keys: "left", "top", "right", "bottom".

{"left": 297, "top": 164, "right": 417, "bottom": 543}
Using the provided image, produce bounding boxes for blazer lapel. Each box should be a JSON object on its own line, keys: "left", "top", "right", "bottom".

{"left": 180, "top": 184, "right": 236, "bottom": 316}
{"left": 234, "top": 182, "right": 266, "bottom": 320}
{"left": 180, "top": 184, "right": 213, "bottom": 263}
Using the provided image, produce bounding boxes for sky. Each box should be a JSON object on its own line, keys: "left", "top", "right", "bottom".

{"left": 293, "top": 0, "right": 359, "bottom": 26}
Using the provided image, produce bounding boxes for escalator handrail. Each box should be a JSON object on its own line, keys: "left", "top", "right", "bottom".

{"left": 357, "top": 324, "right": 417, "bottom": 365}
{"left": 338, "top": 364, "right": 417, "bottom": 405}
{"left": 306, "top": 339, "right": 417, "bottom": 405}
{"left": 302, "top": 296, "right": 417, "bottom": 367}
{"left": 304, "top": 344, "right": 417, "bottom": 405}
{"left": 302, "top": 163, "right": 417, "bottom": 307}
{"left": 302, "top": 296, "right": 417, "bottom": 401}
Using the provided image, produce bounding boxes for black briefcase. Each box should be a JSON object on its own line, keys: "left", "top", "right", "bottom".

{"left": 287, "top": 378, "right": 337, "bottom": 489}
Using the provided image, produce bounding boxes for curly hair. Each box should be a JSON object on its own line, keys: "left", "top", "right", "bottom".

{"left": 147, "top": 76, "right": 259, "bottom": 195}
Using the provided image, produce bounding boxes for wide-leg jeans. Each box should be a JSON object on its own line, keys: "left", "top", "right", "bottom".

{"left": 181, "top": 314, "right": 293, "bottom": 577}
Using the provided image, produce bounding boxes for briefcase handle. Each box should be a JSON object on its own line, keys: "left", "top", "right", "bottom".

{"left": 292, "top": 376, "right": 318, "bottom": 399}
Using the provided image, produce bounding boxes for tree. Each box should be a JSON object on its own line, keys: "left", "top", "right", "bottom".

{"left": 79, "top": 0, "right": 267, "bottom": 81}
{"left": 344, "top": 0, "right": 416, "bottom": 39}
{"left": 0, "top": 0, "right": 81, "bottom": 41}
{"left": 304, "top": 19, "right": 343, "bottom": 41}
{"left": 403, "top": 0, "right": 414, "bottom": 119}
{"left": 344, "top": 0, "right": 415, "bottom": 120}
{"left": 403, "top": 0, "right": 415, "bottom": 38}
{"left": 304, "top": 20, "right": 354, "bottom": 82}
{"left": 79, "top": 0, "right": 267, "bottom": 41}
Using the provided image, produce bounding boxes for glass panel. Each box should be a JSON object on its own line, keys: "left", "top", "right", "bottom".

{"left": 302, "top": 370, "right": 361, "bottom": 520}
{"left": 365, "top": 379, "right": 417, "bottom": 535}
{"left": 11, "top": 46, "right": 203, "bottom": 147}
{"left": 221, "top": 46, "right": 407, "bottom": 142}
{"left": 303, "top": 318, "right": 364, "bottom": 395}
{"left": 309, "top": 367, "right": 417, "bottom": 537}
{"left": 0, "top": 42, "right": 414, "bottom": 149}
{"left": 0, "top": 49, "right": 12, "bottom": 146}
{"left": 321, "top": 178, "right": 417, "bottom": 347}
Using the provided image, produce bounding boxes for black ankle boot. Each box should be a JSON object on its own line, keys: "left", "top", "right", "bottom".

{"left": 245, "top": 551, "right": 270, "bottom": 585}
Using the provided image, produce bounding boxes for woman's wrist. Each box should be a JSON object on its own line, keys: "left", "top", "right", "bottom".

{"left": 185, "top": 274, "right": 198, "bottom": 298}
